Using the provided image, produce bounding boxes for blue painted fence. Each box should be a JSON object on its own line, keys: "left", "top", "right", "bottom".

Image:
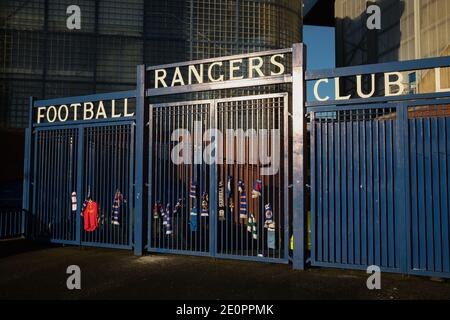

{"left": 306, "top": 55, "right": 450, "bottom": 278}
{"left": 310, "top": 101, "right": 450, "bottom": 277}
{"left": 23, "top": 91, "right": 137, "bottom": 250}
{"left": 408, "top": 103, "right": 450, "bottom": 277}
{"left": 0, "top": 209, "right": 23, "bottom": 239}
{"left": 310, "top": 105, "right": 402, "bottom": 272}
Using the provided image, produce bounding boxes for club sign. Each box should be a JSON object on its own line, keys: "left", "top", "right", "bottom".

{"left": 150, "top": 54, "right": 286, "bottom": 89}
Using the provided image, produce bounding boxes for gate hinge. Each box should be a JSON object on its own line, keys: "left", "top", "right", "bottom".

{"left": 310, "top": 112, "right": 315, "bottom": 121}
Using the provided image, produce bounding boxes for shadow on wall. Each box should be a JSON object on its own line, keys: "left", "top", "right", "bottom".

{"left": 0, "top": 129, "right": 24, "bottom": 202}
{"left": 334, "top": 0, "right": 405, "bottom": 94}
{"left": 335, "top": 0, "right": 405, "bottom": 66}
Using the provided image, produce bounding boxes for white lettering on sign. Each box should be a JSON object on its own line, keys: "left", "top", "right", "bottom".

{"left": 312, "top": 68, "right": 450, "bottom": 102}
{"left": 153, "top": 54, "right": 286, "bottom": 89}
{"left": 36, "top": 99, "right": 134, "bottom": 124}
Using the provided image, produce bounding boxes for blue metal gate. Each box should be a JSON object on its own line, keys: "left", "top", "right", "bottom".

{"left": 214, "top": 94, "right": 290, "bottom": 263}
{"left": 147, "top": 94, "right": 290, "bottom": 263}
{"left": 31, "top": 127, "right": 79, "bottom": 245}
{"left": 148, "top": 100, "right": 213, "bottom": 256}
{"left": 26, "top": 92, "right": 136, "bottom": 250}
{"left": 306, "top": 55, "right": 450, "bottom": 277}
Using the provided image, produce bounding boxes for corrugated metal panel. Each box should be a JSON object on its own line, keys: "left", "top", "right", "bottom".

{"left": 310, "top": 102, "right": 450, "bottom": 277}
{"left": 311, "top": 107, "right": 401, "bottom": 271}
{"left": 408, "top": 104, "right": 450, "bottom": 276}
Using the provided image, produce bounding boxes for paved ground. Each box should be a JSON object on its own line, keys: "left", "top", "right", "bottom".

{"left": 1, "top": 239, "right": 450, "bottom": 300}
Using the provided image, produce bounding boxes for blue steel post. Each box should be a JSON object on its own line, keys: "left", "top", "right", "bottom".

{"left": 21, "top": 130, "right": 30, "bottom": 236}
{"left": 292, "top": 43, "right": 307, "bottom": 270}
{"left": 134, "top": 64, "right": 145, "bottom": 255}
{"left": 22, "top": 96, "right": 34, "bottom": 236}
{"left": 76, "top": 126, "right": 84, "bottom": 245}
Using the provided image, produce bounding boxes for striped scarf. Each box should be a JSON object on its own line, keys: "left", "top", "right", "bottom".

{"left": 247, "top": 213, "right": 257, "bottom": 239}
{"left": 218, "top": 181, "right": 225, "bottom": 221}
{"left": 227, "top": 176, "right": 234, "bottom": 214}
{"left": 190, "top": 182, "right": 197, "bottom": 199}
{"left": 111, "top": 190, "right": 124, "bottom": 226}
{"left": 201, "top": 192, "right": 209, "bottom": 217}
{"left": 71, "top": 192, "right": 77, "bottom": 213}
{"left": 252, "top": 179, "right": 262, "bottom": 198}
{"left": 165, "top": 203, "right": 173, "bottom": 235}
{"left": 264, "top": 203, "right": 273, "bottom": 228}
{"left": 238, "top": 180, "right": 248, "bottom": 220}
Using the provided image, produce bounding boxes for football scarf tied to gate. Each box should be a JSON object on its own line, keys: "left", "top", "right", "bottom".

{"left": 164, "top": 203, "right": 173, "bottom": 235}
{"left": 153, "top": 201, "right": 162, "bottom": 220}
{"left": 190, "top": 181, "right": 198, "bottom": 232}
{"left": 163, "top": 200, "right": 182, "bottom": 236}
{"left": 111, "top": 190, "right": 124, "bottom": 226}
{"left": 190, "top": 181, "right": 197, "bottom": 200}
{"left": 227, "top": 176, "right": 234, "bottom": 214}
{"left": 201, "top": 192, "right": 209, "bottom": 217}
{"left": 71, "top": 192, "right": 77, "bottom": 213}
{"left": 252, "top": 179, "right": 262, "bottom": 198}
{"left": 265, "top": 203, "right": 276, "bottom": 249}
{"left": 238, "top": 180, "right": 248, "bottom": 220}
{"left": 264, "top": 203, "right": 274, "bottom": 228}
{"left": 190, "top": 207, "right": 198, "bottom": 231}
{"left": 247, "top": 213, "right": 257, "bottom": 239}
{"left": 218, "top": 181, "right": 226, "bottom": 221}
{"left": 247, "top": 179, "right": 262, "bottom": 239}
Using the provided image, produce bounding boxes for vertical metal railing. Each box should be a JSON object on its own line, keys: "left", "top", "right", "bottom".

{"left": 0, "top": 209, "right": 23, "bottom": 239}
{"left": 81, "top": 123, "right": 134, "bottom": 249}
{"left": 32, "top": 128, "right": 78, "bottom": 244}
{"left": 215, "top": 94, "right": 289, "bottom": 263}
{"left": 310, "top": 106, "right": 401, "bottom": 270}
{"left": 148, "top": 101, "right": 212, "bottom": 255}
{"left": 147, "top": 94, "right": 289, "bottom": 263}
